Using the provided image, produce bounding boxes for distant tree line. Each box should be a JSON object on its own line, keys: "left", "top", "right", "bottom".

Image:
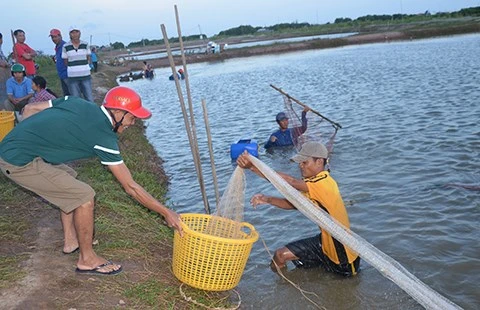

{"left": 108, "top": 6, "right": 479, "bottom": 49}
{"left": 216, "top": 6, "right": 480, "bottom": 36}
{"left": 334, "top": 7, "right": 480, "bottom": 23}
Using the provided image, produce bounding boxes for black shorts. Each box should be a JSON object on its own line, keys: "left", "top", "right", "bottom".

{"left": 285, "top": 234, "right": 360, "bottom": 277}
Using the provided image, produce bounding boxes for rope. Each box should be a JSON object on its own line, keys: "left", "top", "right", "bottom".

{"left": 179, "top": 283, "right": 241, "bottom": 310}
{"left": 260, "top": 236, "right": 326, "bottom": 310}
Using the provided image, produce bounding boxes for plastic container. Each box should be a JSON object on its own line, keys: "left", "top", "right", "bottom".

{"left": 230, "top": 139, "right": 258, "bottom": 160}
{"left": 0, "top": 111, "right": 15, "bottom": 142}
{"left": 172, "top": 213, "right": 259, "bottom": 291}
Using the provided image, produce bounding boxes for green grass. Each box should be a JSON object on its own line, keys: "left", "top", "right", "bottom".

{"left": 0, "top": 255, "right": 28, "bottom": 289}
{"left": 35, "top": 55, "right": 62, "bottom": 95}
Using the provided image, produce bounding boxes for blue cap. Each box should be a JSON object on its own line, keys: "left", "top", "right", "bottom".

{"left": 276, "top": 112, "right": 288, "bottom": 122}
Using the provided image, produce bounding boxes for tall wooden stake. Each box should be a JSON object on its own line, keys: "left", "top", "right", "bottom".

{"left": 161, "top": 24, "right": 211, "bottom": 214}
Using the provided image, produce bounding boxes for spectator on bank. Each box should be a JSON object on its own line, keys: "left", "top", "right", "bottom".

{"left": 62, "top": 26, "right": 93, "bottom": 102}
{"left": 29, "top": 76, "right": 57, "bottom": 103}
{"left": 13, "top": 29, "right": 37, "bottom": 78}
{"left": 49, "top": 29, "right": 70, "bottom": 96}
{"left": 90, "top": 47, "right": 98, "bottom": 72}
{"left": 3, "top": 64, "right": 33, "bottom": 112}
{"left": 0, "top": 32, "right": 11, "bottom": 103}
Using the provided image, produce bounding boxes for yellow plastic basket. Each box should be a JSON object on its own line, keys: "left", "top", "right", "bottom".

{"left": 0, "top": 111, "right": 15, "bottom": 142}
{"left": 173, "top": 213, "right": 259, "bottom": 291}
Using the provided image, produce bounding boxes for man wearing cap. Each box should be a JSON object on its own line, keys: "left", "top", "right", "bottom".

{"left": 49, "top": 29, "right": 70, "bottom": 96}
{"left": 3, "top": 63, "right": 33, "bottom": 112}
{"left": 62, "top": 26, "right": 92, "bottom": 101}
{"left": 264, "top": 106, "right": 310, "bottom": 149}
{"left": 13, "top": 29, "right": 37, "bottom": 78}
{"left": 237, "top": 141, "right": 360, "bottom": 277}
{"left": 0, "top": 86, "right": 183, "bottom": 275}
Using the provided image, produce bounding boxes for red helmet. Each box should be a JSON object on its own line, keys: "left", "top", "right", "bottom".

{"left": 103, "top": 86, "right": 151, "bottom": 119}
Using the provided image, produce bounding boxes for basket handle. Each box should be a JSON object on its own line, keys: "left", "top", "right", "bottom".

{"left": 240, "top": 222, "right": 256, "bottom": 234}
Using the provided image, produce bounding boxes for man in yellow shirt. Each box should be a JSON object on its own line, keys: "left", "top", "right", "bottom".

{"left": 237, "top": 141, "right": 360, "bottom": 276}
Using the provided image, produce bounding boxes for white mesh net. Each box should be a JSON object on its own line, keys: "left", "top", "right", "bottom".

{"left": 205, "top": 166, "right": 246, "bottom": 239}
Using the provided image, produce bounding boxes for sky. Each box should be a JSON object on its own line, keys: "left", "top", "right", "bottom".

{"left": 1, "top": 0, "right": 478, "bottom": 55}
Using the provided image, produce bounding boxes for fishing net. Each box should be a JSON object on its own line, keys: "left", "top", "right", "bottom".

{"left": 215, "top": 166, "right": 246, "bottom": 223}
{"left": 245, "top": 154, "right": 460, "bottom": 309}
{"left": 204, "top": 166, "right": 246, "bottom": 239}
{"left": 281, "top": 95, "right": 339, "bottom": 155}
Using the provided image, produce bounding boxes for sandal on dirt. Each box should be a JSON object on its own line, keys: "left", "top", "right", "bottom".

{"left": 75, "top": 261, "right": 123, "bottom": 276}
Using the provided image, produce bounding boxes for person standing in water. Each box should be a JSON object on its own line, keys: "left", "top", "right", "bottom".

{"left": 264, "top": 106, "right": 310, "bottom": 149}
{"left": 237, "top": 142, "right": 360, "bottom": 276}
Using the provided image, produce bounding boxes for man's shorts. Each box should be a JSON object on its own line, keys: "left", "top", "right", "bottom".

{"left": 286, "top": 234, "right": 360, "bottom": 277}
{"left": 0, "top": 157, "right": 95, "bottom": 213}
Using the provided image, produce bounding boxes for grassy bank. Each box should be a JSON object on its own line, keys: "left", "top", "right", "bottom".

{"left": 0, "top": 58, "right": 233, "bottom": 308}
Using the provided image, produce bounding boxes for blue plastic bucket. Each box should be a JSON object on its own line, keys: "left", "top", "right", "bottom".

{"left": 230, "top": 139, "right": 258, "bottom": 160}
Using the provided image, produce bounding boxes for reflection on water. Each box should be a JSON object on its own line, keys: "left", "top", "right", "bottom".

{"left": 121, "top": 34, "right": 479, "bottom": 309}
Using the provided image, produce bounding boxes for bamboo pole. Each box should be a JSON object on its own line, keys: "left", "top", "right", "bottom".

{"left": 174, "top": 5, "right": 197, "bottom": 147}
{"left": 160, "top": 24, "right": 211, "bottom": 214}
{"left": 270, "top": 84, "right": 342, "bottom": 129}
{"left": 201, "top": 99, "right": 220, "bottom": 206}
{"left": 173, "top": 6, "right": 212, "bottom": 214}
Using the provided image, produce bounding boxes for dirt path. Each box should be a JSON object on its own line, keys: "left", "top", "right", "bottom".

{"left": 1, "top": 202, "right": 75, "bottom": 309}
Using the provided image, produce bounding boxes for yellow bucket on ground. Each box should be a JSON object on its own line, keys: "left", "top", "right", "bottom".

{"left": 0, "top": 111, "right": 15, "bottom": 142}
{"left": 173, "top": 213, "right": 259, "bottom": 291}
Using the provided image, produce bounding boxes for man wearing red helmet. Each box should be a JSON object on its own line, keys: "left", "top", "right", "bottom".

{"left": 0, "top": 86, "right": 183, "bottom": 276}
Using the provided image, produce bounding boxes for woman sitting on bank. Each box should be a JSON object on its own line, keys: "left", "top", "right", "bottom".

{"left": 29, "top": 76, "right": 57, "bottom": 103}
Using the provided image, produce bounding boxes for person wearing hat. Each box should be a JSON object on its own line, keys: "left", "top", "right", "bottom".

{"left": 3, "top": 63, "right": 33, "bottom": 113}
{"left": 264, "top": 106, "right": 310, "bottom": 149}
{"left": 0, "top": 86, "right": 183, "bottom": 275}
{"left": 236, "top": 141, "right": 360, "bottom": 277}
{"left": 62, "top": 26, "right": 93, "bottom": 102}
{"left": 49, "top": 29, "right": 70, "bottom": 96}
{"left": 13, "top": 29, "right": 37, "bottom": 78}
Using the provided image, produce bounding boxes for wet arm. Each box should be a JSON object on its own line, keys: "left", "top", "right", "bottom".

{"left": 300, "top": 110, "right": 308, "bottom": 132}
{"left": 108, "top": 163, "right": 183, "bottom": 235}
{"left": 251, "top": 193, "right": 296, "bottom": 210}
{"left": 277, "top": 171, "right": 308, "bottom": 192}
{"left": 264, "top": 133, "right": 278, "bottom": 149}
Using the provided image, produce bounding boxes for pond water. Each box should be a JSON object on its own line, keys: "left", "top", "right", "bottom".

{"left": 119, "top": 33, "right": 479, "bottom": 309}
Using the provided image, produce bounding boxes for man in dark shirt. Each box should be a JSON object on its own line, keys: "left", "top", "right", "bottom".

{"left": 264, "top": 106, "right": 310, "bottom": 149}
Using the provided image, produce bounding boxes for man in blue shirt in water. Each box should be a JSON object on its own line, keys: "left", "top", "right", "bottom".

{"left": 264, "top": 106, "right": 310, "bottom": 149}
